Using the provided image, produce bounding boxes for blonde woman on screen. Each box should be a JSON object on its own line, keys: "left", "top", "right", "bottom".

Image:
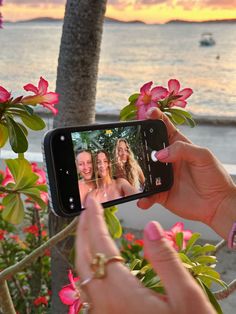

{"left": 114, "top": 138, "right": 145, "bottom": 191}
{"left": 89, "top": 150, "right": 137, "bottom": 203}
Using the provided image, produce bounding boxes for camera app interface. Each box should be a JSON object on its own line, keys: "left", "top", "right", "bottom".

{"left": 71, "top": 124, "right": 159, "bottom": 208}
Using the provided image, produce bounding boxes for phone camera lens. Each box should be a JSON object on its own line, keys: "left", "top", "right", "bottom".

{"left": 150, "top": 128, "right": 153, "bottom": 133}
{"left": 69, "top": 197, "right": 74, "bottom": 203}
{"left": 70, "top": 204, "right": 75, "bottom": 209}
{"left": 60, "top": 135, "right": 65, "bottom": 141}
{"left": 65, "top": 170, "right": 69, "bottom": 175}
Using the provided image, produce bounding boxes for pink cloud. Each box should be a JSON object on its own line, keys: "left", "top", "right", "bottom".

{"left": 7, "top": 0, "right": 66, "bottom": 6}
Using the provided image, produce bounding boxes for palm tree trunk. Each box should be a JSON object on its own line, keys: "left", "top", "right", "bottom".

{"left": 50, "top": 0, "right": 107, "bottom": 312}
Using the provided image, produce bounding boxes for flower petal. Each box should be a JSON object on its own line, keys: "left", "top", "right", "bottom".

{"left": 59, "top": 285, "right": 78, "bottom": 305}
{"left": 178, "top": 88, "right": 193, "bottom": 100}
{"left": 183, "top": 230, "right": 193, "bottom": 240}
{"left": 23, "top": 83, "right": 38, "bottom": 94}
{"left": 140, "top": 81, "right": 153, "bottom": 94}
{"left": 38, "top": 77, "right": 48, "bottom": 94}
{"left": 171, "top": 222, "right": 184, "bottom": 233}
{"left": 0, "top": 86, "right": 11, "bottom": 102}
{"left": 41, "top": 103, "right": 58, "bottom": 115}
{"left": 41, "top": 92, "right": 59, "bottom": 105}
{"left": 168, "top": 79, "right": 180, "bottom": 94}
{"left": 69, "top": 301, "right": 82, "bottom": 314}
{"left": 172, "top": 100, "right": 187, "bottom": 108}
{"left": 151, "top": 86, "right": 168, "bottom": 100}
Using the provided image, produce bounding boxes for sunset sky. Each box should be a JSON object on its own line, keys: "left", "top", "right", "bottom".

{"left": 1, "top": 0, "right": 236, "bottom": 24}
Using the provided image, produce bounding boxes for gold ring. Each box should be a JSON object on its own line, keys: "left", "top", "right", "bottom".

{"left": 91, "top": 253, "right": 124, "bottom": 279}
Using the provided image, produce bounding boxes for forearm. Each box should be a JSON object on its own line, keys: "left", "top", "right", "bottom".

{"left": 210, "top": 186, "right": 236, "bottom": 240}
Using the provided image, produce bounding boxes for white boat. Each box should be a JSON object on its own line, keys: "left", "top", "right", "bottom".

{"left": 199, "top": 33, "right": 216, "bottom": 46}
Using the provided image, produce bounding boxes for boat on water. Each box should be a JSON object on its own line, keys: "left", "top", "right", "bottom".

{"left": 199, "top": 33, "right": 216, "bottom": 46}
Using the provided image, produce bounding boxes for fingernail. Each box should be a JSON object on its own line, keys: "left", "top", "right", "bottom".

{"left": 155, "top": 148, "right": 169, "bottom": 160}
{"left": 145, "top": 221, "right": 164, "bottom": 241}
{"left": 146, "top": 107, "right": 157, "bottom": 119}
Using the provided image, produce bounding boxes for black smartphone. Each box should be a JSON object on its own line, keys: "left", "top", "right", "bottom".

{"left": 43, "top": 119, "right": 173, "bottom": 217}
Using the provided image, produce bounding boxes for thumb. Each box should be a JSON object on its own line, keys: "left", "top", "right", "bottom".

{"left": 144, "top": 221, "right": 202, "bottom": 307}
{"left": 154, "top": 141, "right": 214, "bottom": 165}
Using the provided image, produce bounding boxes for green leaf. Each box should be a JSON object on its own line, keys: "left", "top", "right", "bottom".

{"left": 185, "top": 233, "right": 201, "bottom": 253}
{"left": 19, "top": 187, "right": 47, "bottom": 210}
{"left": 22, "top": 105, "right": 34, "bottom": 115}
{"left": 130, "top": 259, "right": 142, "bottom": 270}
{"left": 21, "top": 113, "right": 46, "bottom": 130}
{"left": 2, "top": 193, "right": 25, "bottom": 224}
{"left": 198, "top": 274, "right": 228, "bottom": 289}
{"left": 5, "top": 115, "right": 28, "bottom": 153}
{"left": 192, "top": 265, "right": 220, "bottom": 279}
{"left": 5, "top": 158, "right": 39, "bottom": 190}
{"left": 175, "top": 232, "right": 183, "bottom": 250}
{"left": 197, "top": 279, "right": 223, "bottom": 314}
{"left": 36, "top": 184, "right": 48, "bottom": 192}
{"left": 0, "top": 123, "right": 9, "bottom": 148}
{"left": 167, "top": 107, "right": 193, "bottom": 118}
{"left": 104, "top": 206, "right": 122, "bottom": 238}
{"left": 17, "top": 122, "right": 28, "bottom": 136}
{"left": 128, "top": 93, "right": 139, "bottom": 102}
{"left": 178, "top": 253, "right": 194, "bottom": 265}
{"left": 191, "top": 244, "right": 216, "bottom": 257}
{"left": 120, "top": 103, "right": 137, "bottom": 121}
{"left": 194, "top": 255, "right": 217, "bottom": 264}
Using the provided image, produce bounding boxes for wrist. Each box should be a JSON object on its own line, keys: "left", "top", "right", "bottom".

{"left": 210, "top": 187, "right": 236, "bottom": 240}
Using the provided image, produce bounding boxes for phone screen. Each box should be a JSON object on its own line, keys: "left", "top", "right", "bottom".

{"left": 71, "top": 123, "right": 165, "bottom": 208}
{"left": 43, "top": 119, "right": 173, "bottom": 217}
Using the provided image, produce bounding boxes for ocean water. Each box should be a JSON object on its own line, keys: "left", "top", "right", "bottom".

{"left": 0, "top": 21, "right": 236, "bottom": 118}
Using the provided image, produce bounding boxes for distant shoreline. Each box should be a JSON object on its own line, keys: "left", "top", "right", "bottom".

{"left": 4, "top": 16, "right": 236, "bottom": 25}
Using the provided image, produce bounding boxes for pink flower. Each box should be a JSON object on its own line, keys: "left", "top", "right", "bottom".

{"left": 0, "top": 86, "right": 11, "bottom": 103}
{"left": 135, "top": 239, "right": 144, "bottom": 247}
{"left": 0, "top": 229, "right": 7, "bottom": 240}
{"left": 124, "top": 233, "right": 135, "bottom": 242}
{"left": 23, "top": 224, "right": 39, "bottom": 237}
{"left": 31, "top": 162, "right": 46, "bottom": 185}
{"left": 22, "top": 77, "right": 59, "bottom": 115}
{"left": 59, "top": 270, "right": 82, "bottom": 314}
{"left": 167, "top": 79, "right": 193, "bottom": 108}
{"left": 33, "top": 296, "right": 48, "bottom": 307}
{"left": 1, "top": 167, "right": 14, "bottom": 186}
{"left": 165, "top": 222, "right": 192, "bottom": 250}
{"left": 135, "top": 81, "right": 168, "bottom": 119}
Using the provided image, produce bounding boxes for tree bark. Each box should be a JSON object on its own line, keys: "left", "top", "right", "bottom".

{"left": 50, "top": 0, "right": 107, "bottom": 312}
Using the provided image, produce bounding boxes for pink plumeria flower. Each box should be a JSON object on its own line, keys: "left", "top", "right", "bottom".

{"left": 0, "top": 86, "right": 11, "bottom": 103}
{"left": 22, "top": 77, "right": 59, "bottom": 115}
{"left": 135, "top": 81, "right": 168, "bottom": 119}
{"left": 1, "top": 167, "right": 14, "bottom": 186}
{"left": 165, "top": 222, "right": 192, "bottom": 250}
{"left": 31, "top": 162, "right": 47, "bottom": 185}
{"left": 59, "top": 270, "right": 82, "bottom": 314}
{"left": 167, "top": 79, "right": 193, "bottom": 108}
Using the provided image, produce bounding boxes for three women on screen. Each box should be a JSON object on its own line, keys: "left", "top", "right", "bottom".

{"left": 75, "top": 140, "right": 145, "bottom": 206}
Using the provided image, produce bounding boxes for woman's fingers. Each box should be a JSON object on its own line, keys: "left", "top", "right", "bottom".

{"left": 76, "top": 210, "right": 92, "bottom": 279}
{"left": 84, "top": 196, "right": 120, "bottom": 256}
{"left": 143, "top": 221, "right": 215, "bottom": 313}
{"left": 146, "top": 107, "right": 191, "bottom": 144}
{"left": 154, "top": 141, "right": 215, "bottom": 165}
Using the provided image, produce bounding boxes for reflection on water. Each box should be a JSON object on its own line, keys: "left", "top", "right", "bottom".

{"left": 0, "top": 22, "right": 236, "bottom": 117}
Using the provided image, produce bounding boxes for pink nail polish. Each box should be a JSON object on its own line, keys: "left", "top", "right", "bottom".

{"left": 145, "top": 221, "right": 164, "bottom": 241}
{"left": 155, "top": 148, "right": 169, "bottom": 160}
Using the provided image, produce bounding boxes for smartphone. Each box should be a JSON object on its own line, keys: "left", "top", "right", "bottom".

{"left": 43, "top": 119, "right": 173, "bottom": 217}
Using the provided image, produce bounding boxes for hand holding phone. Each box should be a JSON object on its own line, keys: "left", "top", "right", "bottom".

{"left": 43, "top": 119, "right": 173, "bottom": 217}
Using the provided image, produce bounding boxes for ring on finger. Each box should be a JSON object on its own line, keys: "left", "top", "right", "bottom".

{"left": 91, "top": 253, "right": 124, "bottom": 278}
